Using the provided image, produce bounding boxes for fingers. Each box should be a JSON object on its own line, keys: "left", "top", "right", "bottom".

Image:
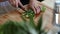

{"left": 29, "top": 4, "right": 36, "bottom": 14}
{"left": 9, "top": 0, "right": 15, "bottom": 5}
{"left": 31, "top": 6, "right": 41, "bottom": 14}
{"left": 15, "top": 0, "right": 18, "bottom": 7}
{"left": 35, "top": 6, "right": 41, "bottom": 14}
{"left": 18, "top": 0, "right": 27, "bottom": 11}
{"left": 29, "top": 1, "right": 40, "bottom": 14}
{"left": 9, "top": 0, "right": 26, "bottom": 11}
{"left": 9, "top": 0, "right": 18, "bottom": 7}
{"left": 32, "top": 6, "right": 36, "bottom": 14}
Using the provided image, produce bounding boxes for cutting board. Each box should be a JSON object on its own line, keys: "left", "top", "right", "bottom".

{"left": 0, "top": 1, "right": 54, "bottom": 31}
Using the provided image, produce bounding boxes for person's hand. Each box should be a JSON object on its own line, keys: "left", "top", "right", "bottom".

{"left": 9, "top": 0, "right": 26, "bottom": 11}
{"left": 29, "top": 0, "right": 41, "bottom": 14}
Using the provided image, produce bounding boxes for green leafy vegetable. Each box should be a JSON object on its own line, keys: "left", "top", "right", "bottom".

{"left": 22, "top": 9, "right": 35, "bottom": 18}
{"left": 41, "top": 6, "right": 46, "bottom": 12}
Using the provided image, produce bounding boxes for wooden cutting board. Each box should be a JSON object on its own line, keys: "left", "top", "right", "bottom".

{"left": 0, "top": 1, "right": 54, "bottom": 31}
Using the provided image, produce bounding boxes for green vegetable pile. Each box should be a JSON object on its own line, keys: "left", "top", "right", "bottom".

{"left": 0, "top": 6, "right": 46, "bottom": 34}
{"left": 22, "top": 9, "right": 35, "bottom": 18}
{"left": 22, "top": 6, "right": 46, "bottom": 18}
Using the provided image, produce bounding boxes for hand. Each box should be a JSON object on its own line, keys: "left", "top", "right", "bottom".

{"left": 9, "top": 0, "right": 26, "bottom": 11}
{"left": 29, "top": 0, "right": 41, "bottom": 14}
{"left": 9, "top": 0, "right": 19, "bottom": 7}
